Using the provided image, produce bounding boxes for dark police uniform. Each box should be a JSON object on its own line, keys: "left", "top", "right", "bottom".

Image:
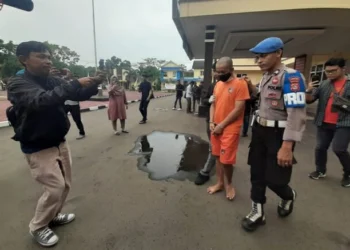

{"left": 242, "top": 37, "right": 307, "bottom": 232}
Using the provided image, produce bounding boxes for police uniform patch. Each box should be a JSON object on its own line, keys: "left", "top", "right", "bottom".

{"left": 271, "top": 100, "right": 278, "bottom": 106}
{"left": 283, "top": 71, "right": 306, "bottom": 108}
{"left": 289, "top": 77, "right": 300, "bottom": 92}
{"left": 228, "top": 87, "right": 233, "bottom": 93}
{"left": 272, "top": 77, "right": 279, "bottom": 84}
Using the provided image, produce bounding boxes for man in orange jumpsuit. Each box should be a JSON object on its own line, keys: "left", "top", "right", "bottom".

{"left": 207, "top": 57, "right": 250, "bottom": 200}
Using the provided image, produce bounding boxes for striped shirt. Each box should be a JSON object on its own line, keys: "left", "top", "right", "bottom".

{"left": 312, "top": 76, "right": 350, "bottom": 127}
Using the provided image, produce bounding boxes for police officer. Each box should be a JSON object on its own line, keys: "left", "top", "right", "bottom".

{"left": 241, "top": 37, "right": 307, "bottom": 232}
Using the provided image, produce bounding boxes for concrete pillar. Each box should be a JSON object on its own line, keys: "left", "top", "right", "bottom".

{"left": 198, "top": 25, "right": 215, "bottom": 118}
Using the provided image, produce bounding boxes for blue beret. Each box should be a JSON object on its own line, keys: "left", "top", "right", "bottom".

{"left": 16, "top": 69, "right": 25, "bottom": 76}
{"left": 250, "top": 37, "right": 284, "bottom": 54}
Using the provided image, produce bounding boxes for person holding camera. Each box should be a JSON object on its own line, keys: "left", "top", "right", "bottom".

{"left": 306, "top": 58, "right": 350, "bottom": 187}
{"left": 6, "top": 41, "right": 105, "bottom": 247}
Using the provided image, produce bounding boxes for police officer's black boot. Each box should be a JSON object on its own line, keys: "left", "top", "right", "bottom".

{"left": 241, "top": 202, "right": 266, "bottom": 232}
{"left": 278, "top": 190, "right": 297, "bottom": 218}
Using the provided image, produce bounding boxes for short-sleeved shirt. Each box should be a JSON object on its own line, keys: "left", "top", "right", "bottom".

{"left": 213, "top": 78, "right": 250, "bottom": 133}
{"left": 139, "top": 81, "right": 152, "bottom": 101}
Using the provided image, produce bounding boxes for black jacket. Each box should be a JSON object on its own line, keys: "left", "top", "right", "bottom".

{"left": 7, "top": 72, "right": 98, "bottom": 151}
{"left": 202, "top": 83, "right": 215, "bottom": 122}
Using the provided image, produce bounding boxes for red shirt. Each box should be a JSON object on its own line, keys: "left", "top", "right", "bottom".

{"left": 323, "top": 78, "right": 347, "bottom": 124}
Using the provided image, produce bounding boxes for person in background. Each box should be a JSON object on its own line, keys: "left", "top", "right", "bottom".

{"left": 138, "top": 76, "right": 153, "bottom": 124}
{"left": 63, "top": 68, "right": 86, "bottom": 140}
{"left": 242, "top": 76, "right": 258, "bottom": 137}
{"left": 6, "top": 41, "right": 104, "bottom": 247}
{"left": 306, "top": 58, "right": 350, "bottom": 187}
{"left": 195, "top": 63, "right": 218, "bottom": 185}
{"left": 193, "top": 81, "right": 202, "bottom": 114}
{"left": 208, "top": 57, "right": 250, "bottom": 200}
{"left": 192, "top": 82, "right": 199, "bottom": 114}
{"left": 185, "top": 81, "right": 194, "bottom": 113}
{"left": 108, "top": 75, "right": 128, "bottom": 135}
{"left": 173, "top": 80, "right": 184, "bottom": 110}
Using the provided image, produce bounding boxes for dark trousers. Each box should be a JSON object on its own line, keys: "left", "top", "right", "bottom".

{"left": 174, "top": 95, "right": 182, "bottom": 109}
{"left": 315, "top": 123, "right": 350, "bottom": 175}
{"left": 199, "top": 121, "right": 216, "bottom": 176}
{"left": 186, "top": 98, "right": 192, "bottom": 113}
{"left": 64, "top": 105, "right": 85, "bottom": 135}
{"left": 248, "top": 123, "right": 294, "bottom": 204}
{"left": 139, "top": 100, "right": 150, "bottom": 121}
{"left": 242, "top": 115, "right": 250, "bottom": 135}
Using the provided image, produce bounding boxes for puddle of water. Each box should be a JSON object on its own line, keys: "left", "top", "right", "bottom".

{"left": 128, "top": 131, "right": 210, "bottom": 181}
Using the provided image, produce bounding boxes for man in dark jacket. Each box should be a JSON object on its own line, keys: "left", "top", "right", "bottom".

{"left": 7, "top": 41, "right": 104, "bottom": 247}
{"left": 194, "top": 62, "right": 218, "bottom": 185}
{"left": 173, "top": 80, "right": 184, "bottom": 110}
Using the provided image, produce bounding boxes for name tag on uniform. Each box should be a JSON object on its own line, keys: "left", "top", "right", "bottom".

{"left": 268, "top": 85, "right": 282, "bottom": 91}
{"left": 284, "top": 92, "right": 305, "bottom": 107}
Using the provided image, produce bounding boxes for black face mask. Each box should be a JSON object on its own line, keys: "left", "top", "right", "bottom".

{"left": 218, "top": 72, "right": 231, "bottom": 82}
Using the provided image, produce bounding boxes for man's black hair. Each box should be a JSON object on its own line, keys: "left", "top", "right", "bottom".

{"left": 16, "top": 41, "right": 51, "bottom": 57}
{"left": 325, "top": 58, "right": 346, "bottom": 68}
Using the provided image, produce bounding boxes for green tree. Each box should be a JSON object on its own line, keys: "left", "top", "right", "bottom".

{"left": 98, "top": 59, "right": 105, "bottom": 70}
{"left": 140, "top": 65, "right": 160, "bottom": 82}
{"left": 68, "top": 64, "right": 88, "bottom": 78}
{"left": 1, "top": 56, "right": 22, "bottom": 78}
{"left": 44, "top": 42, "right": 80, "bottom": 68}
{"left": 111, "top": 56, "right": 121, "bottom": 70}
{"left": 0, "top": 40, "right": 21, "bottom": 78}
{"left": 105, "top": 59, "right": 113, "bottom": 77}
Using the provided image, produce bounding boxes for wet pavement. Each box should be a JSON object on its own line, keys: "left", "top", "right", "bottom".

{"left": 1, "top": 96, "right": 350, "bottom": 250}
{"left": 129, "top": 131, "right": 209, "bottom": 181}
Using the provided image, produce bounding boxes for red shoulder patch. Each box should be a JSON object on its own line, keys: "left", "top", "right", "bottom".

{"left": 289, "top": 77, "right": 300, "bottom": 92}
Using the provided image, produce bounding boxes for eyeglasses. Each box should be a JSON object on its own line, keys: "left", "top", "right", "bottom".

{"left": 325, "top": 69, "right": 339, "bottom": 74}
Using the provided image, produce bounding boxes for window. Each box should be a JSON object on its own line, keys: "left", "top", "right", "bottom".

{"left": 200, "top": 70, "right": 204, "bottom": 76}
{"left": 163, "top": 72, "right": 168, "bottom": 77}
{"left": 236, "top": 73, "right": 247, "bottom": 78}
{"left": 173, "top": 71, "right": 177, "bottom": 77}
{"left": 310, "top": 64, "right": 325, "bottom": 81}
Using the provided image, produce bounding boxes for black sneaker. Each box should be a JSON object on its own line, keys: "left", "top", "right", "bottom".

{"left": 278, "top": 190, "right": 297, "bottom": 218}
{"left": 50, "top": 213, "right": 76, "bottom": 226}
{"left": 194, "top": 173, "right": 210, "bottom": 185}
{"left": 241, "top": 202, "right": 266, "bottom": 232}
{"left": 30, "top": 227, "right": 59, "bottom": 247}
{"left": 139, "top": 120, "right": 146, "bottom": 124}
{"left": 341, "top": 174, "right": 350, "bottom": 187}
{"left": 309, "top": 171, "right": 326, "bottom": 180}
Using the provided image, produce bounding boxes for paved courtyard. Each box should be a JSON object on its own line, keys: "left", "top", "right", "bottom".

{"left": 0, "top": 96, "right": 349, "bottom": 250}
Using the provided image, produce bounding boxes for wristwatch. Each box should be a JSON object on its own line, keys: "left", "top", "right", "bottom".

{"left": 305, "top": 89, "right": 313, "bottom": 94}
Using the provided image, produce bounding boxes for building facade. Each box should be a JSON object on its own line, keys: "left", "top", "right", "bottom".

{"left": 160, "top": 61, "right": 184, "bottom": 83}
{"left": 173, "top": 0, "right": 350, "bottom": 89}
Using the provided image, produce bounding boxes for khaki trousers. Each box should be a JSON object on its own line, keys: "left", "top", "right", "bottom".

{"left": 25, "top": 142, "right": 72, "bottom": 232}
